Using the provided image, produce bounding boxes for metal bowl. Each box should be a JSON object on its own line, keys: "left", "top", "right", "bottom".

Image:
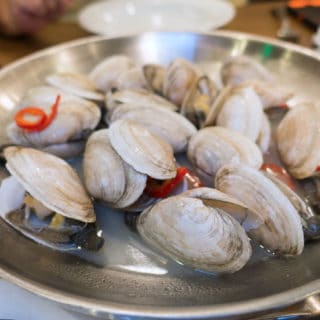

{"left": 0, "top": 31, "right": 319, "bottom": 319}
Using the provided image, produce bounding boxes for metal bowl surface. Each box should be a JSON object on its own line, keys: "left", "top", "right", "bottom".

{"left": 0, "top": 31, "right": 319, "bottom": 319}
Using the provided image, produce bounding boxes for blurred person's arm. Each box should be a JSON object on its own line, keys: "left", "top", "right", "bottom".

{"left": 0, "top": 0, "right": 73, "bottom": 35}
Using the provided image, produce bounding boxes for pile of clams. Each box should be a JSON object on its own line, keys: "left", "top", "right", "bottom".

{"left": 0, "top": 52, "right": 319, "bottom": 275}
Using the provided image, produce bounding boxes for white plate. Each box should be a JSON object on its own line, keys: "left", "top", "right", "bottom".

{"left": 78, "top": 0, "right": 235, "bottom": 36}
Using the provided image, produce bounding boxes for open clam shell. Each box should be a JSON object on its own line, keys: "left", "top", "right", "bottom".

{"left": 83, "top": 129, "right": 147, "bottom": 209}
{"left": 180, "top": 75, "right": 218, "bottom": 129}
{"left": 187, "top": 126, "right": 263, "bottom": 183}
{"left": 108, "top": 119, "right": 176, "bottom": 180}
{"left": 142, "top": 64, "right": 165, "bottom": 95}
{"left": 263, "top": 171, "right": 320, "bottom": 240}
{"left": 215, "top": 164, "right": 304, "bottom": 255}
{"left": 46, "top": 73, "right": 104, "bottom": 101}
{"left": 137, "top": 188, "right": 252, "bottom": 273}
{"left": 109, "top": 104, "right": 196, "bottom": 153}
{"left": 276, "top": 102, "right": 320, "bottom": 179}
{"left": 4, "top": 146, "right": 95, "bottom": 223}
{"left": 105, "top": 88, "right": 178, "bottom": 116}
{"left": 163, "top": 58, "right": 200, "bottom": 107}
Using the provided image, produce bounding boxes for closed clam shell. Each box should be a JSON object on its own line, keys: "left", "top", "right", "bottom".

{"left": 83, "top": 129, "right": 146, "bottom": 208}
{"left": 221, "top": 55, "right": 274, "bottom": 86}
{"left": 108, "top": 119, "right": 176, "bottom": 180}
{"left": 216, "top": 86, "right": 264, "bottom": 143}
{"left": 7, "top": 92, "right": 101, "bottom": 153}
{"left": 89, "top": 55, "right": 135, "bottom": 92}
{"left": 46, "top": 73, "right": 104, "bottom": 101}
{"left": 215, "top": 164, "right": 304, "bottom": 255}
{"left": 109, "top": 104, "right": 196, "bottom": 153}
{"left": 4, "top": 147, "right": 95, "bottom": 223}
{"left": 276, "top": 102, "right": 320, "bottom": 179}
{"left": 137, "top": 190, "right": 252, "bottom": 273}
{"left": 187, "top": 126, "right": 263, "bottom": 182}
{"left": 163, "top": 58, "right": 200, "bottom": 106}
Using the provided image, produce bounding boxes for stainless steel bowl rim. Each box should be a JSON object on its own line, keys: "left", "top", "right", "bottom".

{"left": 0, "top": 31, "right": 319, "bottom": 318}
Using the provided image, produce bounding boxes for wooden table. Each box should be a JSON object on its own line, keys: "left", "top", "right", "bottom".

{"left": 0, "top": 2, "right": 315, "bottom": 68}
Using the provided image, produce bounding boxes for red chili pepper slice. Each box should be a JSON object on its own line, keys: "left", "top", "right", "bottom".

{"left": 260, "top": 163, "right": 295, "bottom": 190}
{"left": 15, "top": 95, "right": 61, "bottom": 132}
{"left": 144, "top": 167, "right": 189, "bottom": 198}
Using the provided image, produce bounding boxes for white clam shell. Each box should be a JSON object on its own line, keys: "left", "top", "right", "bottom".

{"left": 215, "top": 164, "right": 304, "bottom": 255}
{"left": 216, "top": 86, "right": 264, "bottom": 143}
{"left": 221, "top": 55, "right": 274, "bottom": 86}
{"left": 187, "top": 126, "right": 263, "bottom": 182}
{"left": 46, "top": 73, "right": 104, "bottom": 101}
{"left": 137, "top": 190, "right": 252, "bottom": 273}
{"left": 163, "top": 58, "right": 200, "bottom": 106}
{"left": 83, "top": 129, "right": 146, "bottom": 208}
{"left": 105, "top": 88, "right": 178, "bottom": 115}
{"left": 4, "top": 147, "right": 95, "bottom": 223}
{"left": 89, "top": 55, "right": 135, "bottom": 92}
{"left": 115, "top": 67, "right": 149, "bottom": 91}
{"left": 239, "top": 80, "right": 293, "bottom": 109}
{"left": 7, "top": 95, "right": 101, "bottom": 153}
{"left": 109, "top": 104, "right": 196, "bottom": 153}
{"left": 182, "top": 187, "right": 262, "bottom": 230}
{"left": 276, "top": 102, "right": 320, "bottom": 179}
{"left": 108, "top": 119, "right": 176, "bottom": 180}
{"left": 256, "top": 113, "right": 271, "bottom": 153}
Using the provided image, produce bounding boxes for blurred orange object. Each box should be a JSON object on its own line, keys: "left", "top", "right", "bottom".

{"left": 288, "top": 0, "right": 320, "bottom": 8}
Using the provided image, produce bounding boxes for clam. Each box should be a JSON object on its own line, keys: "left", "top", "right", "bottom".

{"left": 89, "top": 55, "right": 135, "bottom": 92}
{"left": 109, "top": 104, "right": 197, "bottom": 153}
{"left": 137, "top": 187, "right": 252, "bottom": 273}
{"left": 239, "top": 80, "right": 293, "bottom": 109}
{"left": 83, "top": 129, "right": 147, "bottom": 209}
{"left": 263, "top": 171, "right": 320, "bottom": 240}
{"left": 215, "top": 86, "right": 264, "bottom": 144}
{"left": 180, "top": 75, "right": 219, "bottom": 128}
{"left": 256, "top": 113, "right": 271, "bottom": 154}
{"left": 215, "top": 164, "right": 304, "bottom": 255}
{"left": 221, "top": 55, "right": 274, "bottom": 86}
{"left": 0, "top": 147, "right": 103, "bottom": 250}
{"left": 276, "top": 102, "right": 320, "bottom": 179}
{"left": 115, "top": 67, "right": 149, "bottom": 91}
{"left": 46, "top": 72, "right": 104, "bottom": 101}
{"left": 105, "top": 88, "right": 178, "bottom": 117}
{"left": 143, "top": 64, "right": 165, "bottom": 95}
{"left": 187, "top": 126, "right": 263, "bottom": 184}
{"left": 163, "top": 58, "right": 200, "bottom": 107}
{"left": 108, "top": 119, "right": 176, "bottom": 180}
{"left": 6, "top": 87, "right": 101, "bottom": 158}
